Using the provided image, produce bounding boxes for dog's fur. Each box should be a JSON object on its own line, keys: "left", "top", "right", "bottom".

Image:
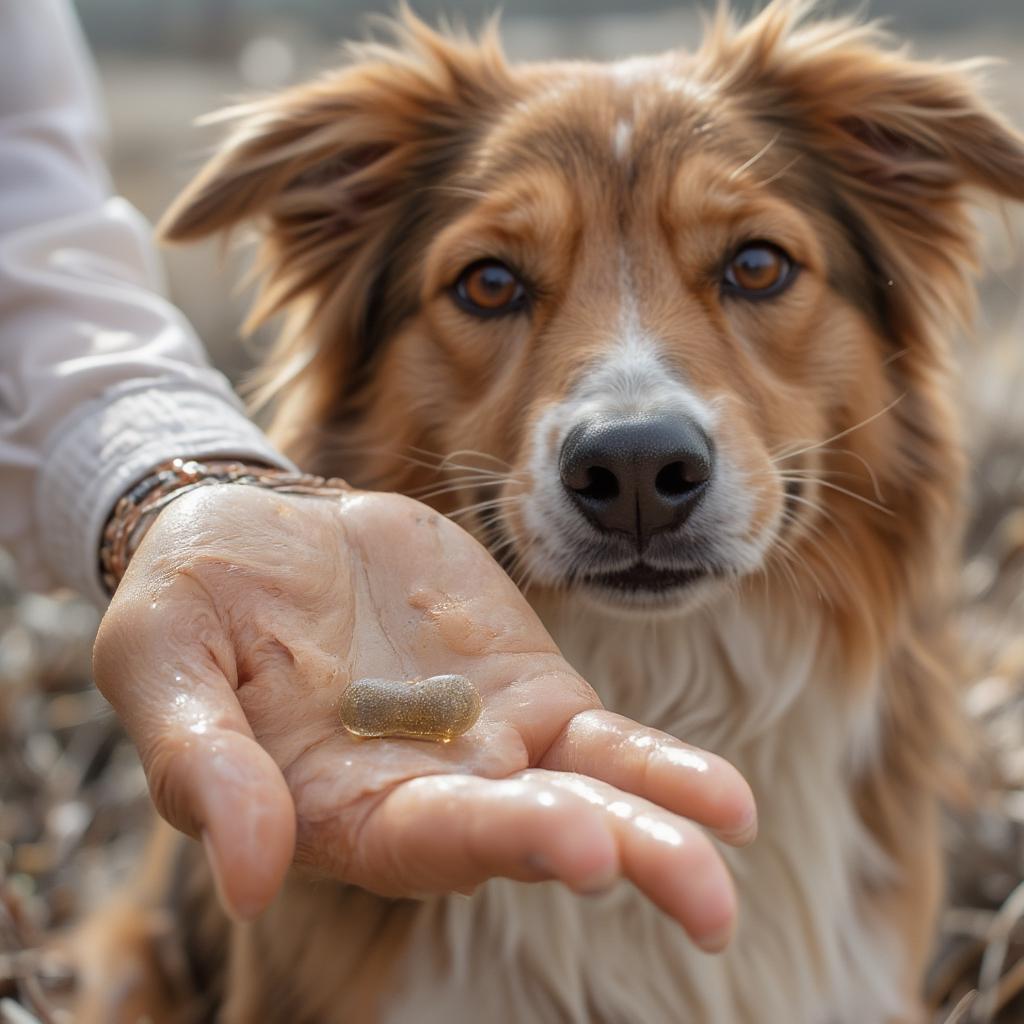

{"left": 78, "top": 2, "right": 1024, "bottom": 1021}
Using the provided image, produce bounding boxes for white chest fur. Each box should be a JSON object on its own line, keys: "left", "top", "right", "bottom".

{"left": 385, "top": 594, "right": 908, "bottom": 1024}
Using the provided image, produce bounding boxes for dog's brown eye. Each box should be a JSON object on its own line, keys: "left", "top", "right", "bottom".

{"left": 723, "top": 243, "right": 795, "bottom": 299}
{"left": 453, "top": 260, "right": 527, "bottom": 317}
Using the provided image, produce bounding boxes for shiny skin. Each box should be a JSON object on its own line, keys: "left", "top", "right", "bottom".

{"left": 93, "top": 483, "right": 756, "bottom": 951}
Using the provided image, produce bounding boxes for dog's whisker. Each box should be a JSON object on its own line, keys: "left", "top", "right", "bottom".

{"left": 513, "top": 555, "right": 540, "bottom": 594}
{"left": 403, "top": 466, "right": 520, "bottom": 489}
{"left": 399, "top": 456, "right": 512, "bottom": 479}
{"left": 777, "top": 468, "right": 868, "bottom": 485}
{"left": 409, "top": 484, "right": 501, "bottom": 503}
{"left": 447, "top": 496, "right": 524, "bottom": 520}
{"left": 407, "top": 471, "right": 510, "bottom": 487}
{"left": 774, "top": 547, "right": 823, "bottom": 603}
{"left": 403, "top": 445, "right": 514, "bottom": 473}
{"left": 810, "top": 479, "right": 894, "bottom": 517}
{"left": 782, "top": 486, "right": 855, "bottom": 548}
{"left": 777, "top": 473, "right": 884, "bottom": 523}
{"left": 769, "top": 527, "right": 833, "bottom": 603}
{"left": 770, "top": 395, "right": 905, "bottom": 467}
{"left": 486, "top": 536, "right": 521, "bottom": 562}
{"left": 332, "top": 443, "right": 518, "bottom": 482}
{"left": 780, "top": 491, "right": 829, "bottom": 521}
{"left": 760, "top": 464, "right": 875, "bottom": 490}
{"left": 495, "top": 520, "right": 535, "bottom": 591}
{"left": 776, "top": 472, "right": 864, "bottom": 500}
{"left": 760, "top": 536, "right": 803, "bottom": 603}
{"left": 436, "top": 448, "right": 513, "bottom": 470}
{"left": 779, "top": 447, "right": 886, "bottom": 502}
{"left": 407, "top": 476, "right": 516, "bottom": 500}
{"left": 779, "top": 510, "right": 836, "bottom": 563}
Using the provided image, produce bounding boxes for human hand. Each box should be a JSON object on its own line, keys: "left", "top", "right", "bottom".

{"left": 92, "top": 485, "right": 756, "bottom": 952}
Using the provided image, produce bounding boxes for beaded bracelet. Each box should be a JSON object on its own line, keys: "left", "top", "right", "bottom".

{"left": 98, "top": 457, "right": 349, "bottom": 595}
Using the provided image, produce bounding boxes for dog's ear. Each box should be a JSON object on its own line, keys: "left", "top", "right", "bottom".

{"left": 159, "top": 11, "right": 510, "bottom": 330}
{"left": 700, "top": 0, "right": 1024, "bottom": 325}
{"left": 158, "top": 12, "right": 512, "bottom": 438}
{"left": 161, "top": 12, "right": 508, "bottom": 241}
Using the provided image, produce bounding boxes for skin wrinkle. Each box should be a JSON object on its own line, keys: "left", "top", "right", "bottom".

{"left": 292, "top": 787, "right": 378, "bottom": 883}
{"left": 239, "top": 636, "right": 297, "bottom": 687}
{"left": 156, "top": 568, "right": 234, "bottom": 669}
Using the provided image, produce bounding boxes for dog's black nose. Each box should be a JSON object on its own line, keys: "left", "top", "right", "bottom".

{"left": 559, "top": 414, "right": 713, "bottom": 546}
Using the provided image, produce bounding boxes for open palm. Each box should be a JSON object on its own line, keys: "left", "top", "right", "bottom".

{"left": 94, "top": 485, "right": 755, "bottom": 952}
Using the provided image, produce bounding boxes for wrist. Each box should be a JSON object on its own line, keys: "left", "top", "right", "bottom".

{"left": 99, "top": 457, "right": 349, "bottom": 595}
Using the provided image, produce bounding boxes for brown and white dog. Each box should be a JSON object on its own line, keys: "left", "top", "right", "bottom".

{"left": 87, "top": 1, "right": 1024, "bottom": 1021}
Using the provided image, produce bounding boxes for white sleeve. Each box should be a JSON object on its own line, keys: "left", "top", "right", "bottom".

{"left": 0, "top": 0, "right": 293, "bottom": 607}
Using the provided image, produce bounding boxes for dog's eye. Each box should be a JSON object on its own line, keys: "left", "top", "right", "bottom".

{"left": 453, "top": 260, "right": 527, "bottom": 317}
{"left": 723, "top": 243, "right": 795, "bottom": 299}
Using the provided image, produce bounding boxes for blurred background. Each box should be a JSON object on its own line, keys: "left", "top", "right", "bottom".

{"left": 2, "top": 2, "right": 1023, "bottom": 1022}
{"left": 75, "top": 0, "right": 1024, "bottom": 380}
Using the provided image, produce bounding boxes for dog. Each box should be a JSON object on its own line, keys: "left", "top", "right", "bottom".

{"left": 75, "top": 1, "right": 1024, "bottom": 1021}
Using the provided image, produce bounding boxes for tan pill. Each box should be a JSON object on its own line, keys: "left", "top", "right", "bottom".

{"left": 338, "top": 674, "right": 482, "bottom": 742}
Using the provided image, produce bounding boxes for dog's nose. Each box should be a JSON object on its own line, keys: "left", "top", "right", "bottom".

{"left": 559, "top": 414, "right": 713, "bottom": 545}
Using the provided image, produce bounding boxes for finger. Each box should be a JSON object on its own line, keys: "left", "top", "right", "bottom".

{"left": 342, "top": 773, "right": 620, "bottom": 899}
{"left": 538, "top": 771, "right": 738, "bottom": 952}
{"left": 342, "top": 769, "right": 736, "bottom": 952}
{"left": 94, "top": 582, "right": 296, "bottom": 920}
{"left": 540, "top": 710, "right": 757, "bottom": 845}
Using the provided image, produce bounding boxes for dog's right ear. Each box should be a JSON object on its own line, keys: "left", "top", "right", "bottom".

{"left": 161, "top": 13, "right": 509, "bottom": 241}
{"left": 159, "top": 12, "right": 512, "bottom": 329}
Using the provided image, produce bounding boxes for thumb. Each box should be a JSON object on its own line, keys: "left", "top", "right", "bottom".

{"left": 150, "top": 726, "right": 296, "bottom": 920}
{"left": 94, "top": 588, "right": 296, "bottom": 920}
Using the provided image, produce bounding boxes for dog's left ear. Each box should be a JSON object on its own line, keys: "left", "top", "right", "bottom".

{"left": 701, "top": 1, "right": 1024, "bottom": 320}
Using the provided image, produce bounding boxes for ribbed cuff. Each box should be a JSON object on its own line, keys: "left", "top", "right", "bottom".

{"left": 36, "top": 381, "right": 296, "bottom": 607}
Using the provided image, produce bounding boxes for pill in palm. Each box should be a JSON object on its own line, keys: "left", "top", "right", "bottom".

{"left": 338, "top": 674, "right": 482, "bottom": 742}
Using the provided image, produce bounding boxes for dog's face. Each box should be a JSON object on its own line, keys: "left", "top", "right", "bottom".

{"left": 163, "top": 2, "right": 1024, "bottom": 620}
{"left": 409, "top": 76, "right": 857, "bottom": 613}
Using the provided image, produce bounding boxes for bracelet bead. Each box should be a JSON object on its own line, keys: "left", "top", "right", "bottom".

{"left": 98, "top": 457, "right": 348, "bottom": 595}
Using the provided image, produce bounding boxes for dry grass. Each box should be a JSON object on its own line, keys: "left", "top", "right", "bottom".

{"left": 1, "top": 327, "right": 1022, "bottom": 1024}
{"left": 925, "top": 321, "right": 1024, "bottom": 1024}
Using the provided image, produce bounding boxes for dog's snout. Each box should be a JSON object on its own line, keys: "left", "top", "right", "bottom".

{"left": 559, "top": 414, "right": 713, "bottom": 545}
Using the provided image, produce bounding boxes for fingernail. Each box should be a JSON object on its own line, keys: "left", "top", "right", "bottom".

{"left": 698, "top": 922, "right": 734, "bottom": 954}
{"left": 719, "top": 808, "right": 758, "bottom": 846}
{"left": 524, "top": 853, "right": 555, "bottom": 879}
{"left": 576, "top": 863, "right": 618, "bottom": 895}
{"left": 202, "top": 829, "right": 261, "bottom": 923}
